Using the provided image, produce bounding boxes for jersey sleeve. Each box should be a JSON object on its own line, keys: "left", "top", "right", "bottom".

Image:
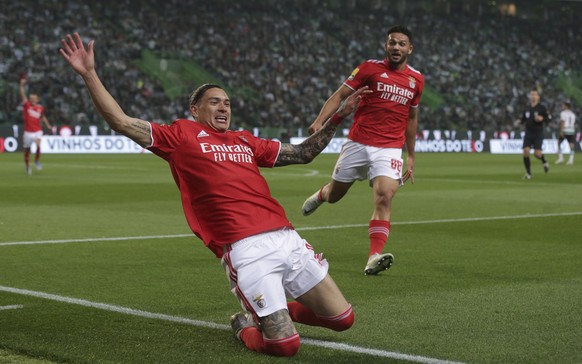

{"left": 411, "top": 75, "right": 425, "bottom": 108}
{"left": 343, "top": 61, "right": 369, "bottom": 91}
{"left": 243, "top": 131, "right": 281, "bottom": 168}
{"left": 147, "top": 121, "right": 183, "bottom": 160}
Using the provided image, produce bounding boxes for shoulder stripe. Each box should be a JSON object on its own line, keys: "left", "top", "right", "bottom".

{"left": 342, "top": 82, "right": 356, "bottom": 91}
{"left": 407, "top": 65, "right": 422, "bottom": 75}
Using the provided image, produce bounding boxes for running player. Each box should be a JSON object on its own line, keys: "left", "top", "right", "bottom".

{"left": 302, "top": 25, "right": 424, "bottom": 275}
{"left": 515, "top": 89, "right": 551, "bottom": 179}
{"left": 555, "top": 101, "right": 577, "bottom": 165}
{"left": 19, "top": 77, "right": 52, "bottom": 175}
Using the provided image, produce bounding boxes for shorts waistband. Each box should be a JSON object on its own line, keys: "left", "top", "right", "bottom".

{"left": 222, "top": 227, "right": 293, "bottom": 254}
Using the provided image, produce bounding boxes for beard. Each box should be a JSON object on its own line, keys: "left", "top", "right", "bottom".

{"left": 388, "top": 53, "right": 407, "bottom": 66}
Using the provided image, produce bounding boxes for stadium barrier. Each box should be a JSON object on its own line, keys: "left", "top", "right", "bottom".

{"left": 0, "top": 135, "right": 149, "bottom": 154}
{"left": 489, "top": 139, "right": 573, "bottom": 154}
{"left": 0, "top": 133, "right": 579, "bottom": 154}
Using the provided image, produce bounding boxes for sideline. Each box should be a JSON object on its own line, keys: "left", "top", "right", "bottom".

{"left": 0, "top": 285, "right": 463, "bottom": 364}
{"left": 1, "top": 211, "right": 582, "bottom": 247}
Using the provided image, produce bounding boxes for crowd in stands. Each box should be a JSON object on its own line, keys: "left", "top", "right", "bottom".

{"left": 0, "top": 0, "right": 579, "bottom": 137}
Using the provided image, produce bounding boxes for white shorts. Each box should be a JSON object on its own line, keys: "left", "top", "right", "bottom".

{"left": 23, "top": 131, "right": 43, "bottom": 148}
{"left": 332, "top": 140, "right": 403, "bottom": 183}
{"left": 221, "top": 228, "right": 329, "bottom": 318}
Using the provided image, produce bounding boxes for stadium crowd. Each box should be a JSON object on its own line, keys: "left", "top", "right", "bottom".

{"left": 0, "top": 0, "right": 579, "bottom": 137}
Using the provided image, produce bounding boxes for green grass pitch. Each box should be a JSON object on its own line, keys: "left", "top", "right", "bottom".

{"left": 1, "top": 152, "right": 581, "bottom": 363}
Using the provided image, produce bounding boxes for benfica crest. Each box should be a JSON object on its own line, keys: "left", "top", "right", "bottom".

{"left": 409, "top": 77, "right": 416, "bottom": 89}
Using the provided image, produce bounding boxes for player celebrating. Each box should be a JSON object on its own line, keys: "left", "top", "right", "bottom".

{"left": 302, "top": 25, "right": 424, "bottom": 275}
{"left": 555, "top": 101, "right": 577, "bottom": 165}
{"left": 19, "top": 77, "right": 52, "bottom": 175}
{"left": 515, "top": 89, "right": 551, "bottom": 179}
{"left": 60, "top": 32, "right": 371, "bottom": 357}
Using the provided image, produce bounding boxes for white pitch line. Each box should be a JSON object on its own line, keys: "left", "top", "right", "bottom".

{"left": 0, "top": 234, "right": 193, "bottom": 247}
{"left": 0, "top": 304, "right": 24, "bottom": 311}
{"left": 302, "top": 338, "right": 463, "bottom": 364}
{"left": 262, "top": 168, "right": 320, "bottom": 177}
{"left": 422, "top": 177, "right": 582, "bottom": 188}
{"left": 1, "top": 211, "right": 582, "bottom": 247}
{"left": 0, "top": 285, "right": 463, "bottom": 364}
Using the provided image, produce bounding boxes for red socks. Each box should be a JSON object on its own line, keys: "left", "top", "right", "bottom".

{"left": 287, "top": 301, "right": 354, "bottom": 332}
{"left": 238, "top": 303, "right": 354, "bottom": 356}
{"left": 238, "top": 326, "right": 264, "bottom": 352}
{"left": 264, "top": 334, "right": 300, "bottom": 356}
{"left": 239, "top": 327, "right": 300, "bottom": 357}
{"left": 368, "top": 220, "right": 391, "bottom": 256}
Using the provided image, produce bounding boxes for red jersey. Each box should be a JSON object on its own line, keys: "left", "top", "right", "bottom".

{"left": 23, "top": 101, "right": 45, "bottom": 132}
{"left": 344, "top": 59, "right": 424, "bottom": 148}
{"left": 148, "top": 119, "right": 292, "bottom": 258}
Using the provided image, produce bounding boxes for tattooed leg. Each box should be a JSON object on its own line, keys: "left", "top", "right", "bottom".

{"left": 259, "top": 308, "right": 297, "bottom": 339}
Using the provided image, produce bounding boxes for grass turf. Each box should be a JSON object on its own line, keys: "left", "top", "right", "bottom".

{"left": 0, "top": 152, "right": 581, "bottom": 363}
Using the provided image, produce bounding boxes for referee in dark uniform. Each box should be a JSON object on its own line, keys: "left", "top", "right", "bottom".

{"left": 515, "top": 89, "right": 551, "bottom": 179}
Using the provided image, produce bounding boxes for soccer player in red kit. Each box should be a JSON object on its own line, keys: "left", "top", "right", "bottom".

{"left": 60, "top": 33, "right": 369, "bottom": 357}
{"left": 19, "top": 77, "right": 52, "bottom": 175}
{"left": 302, "top": 25, "right": 424, "bottom": 275}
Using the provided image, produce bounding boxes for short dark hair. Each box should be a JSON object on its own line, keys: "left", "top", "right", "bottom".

{"left": 386, "top": 25, "right": 413, "bottom": 44}
{"left": 189, "top": 83, "right": 223, "bottom": 107}
{"left": 564, "top": 101, "right": 572, "bottom": 108}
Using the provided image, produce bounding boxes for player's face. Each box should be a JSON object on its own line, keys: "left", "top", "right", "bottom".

{"left": 190, "top": 88, "right": 231, "bottom": 132}
{"left": 30, "top": 94, "right": 39, "bottom": 105}
{"left": 529, "top": 91, "right": 540, "bottom": 105}
{"left": 385, "top": 33, "right": 413, "bottom": 67}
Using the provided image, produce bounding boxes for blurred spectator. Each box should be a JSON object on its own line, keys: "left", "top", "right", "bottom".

{"left": 0, "top": 0, "right": 579, "bottom": 138}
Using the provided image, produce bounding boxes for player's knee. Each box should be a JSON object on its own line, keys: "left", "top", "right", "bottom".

{"left": 374, "top": 193, "right": 393, "bottom": 209}
{"left": 264, "top": 333, "right": 300, "bottom": 357}
{"left": 322, "top": 305, "right": 355, "bottom": 332}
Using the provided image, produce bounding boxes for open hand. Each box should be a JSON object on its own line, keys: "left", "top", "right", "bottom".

{"left": 336, "top": 86, "right": 371, "bottom": 118}
{"left": 59, "top": 33, "right": 95, "bottom": 77}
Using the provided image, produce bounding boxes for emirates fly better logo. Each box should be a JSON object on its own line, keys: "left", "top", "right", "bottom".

{"left": 200, "top": 142, "right": 254, "bottom": 163}
{"left": 376, "top": 82, "right": 414, "bottom": 105}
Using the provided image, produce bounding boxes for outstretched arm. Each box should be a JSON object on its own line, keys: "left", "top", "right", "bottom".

{"left": 307, "top": 85, "right": 354, "bottom": 135}
{"left": 275, "top": 86, "right": 370, "bottom": 166}
{"left": 59, "top": 33, "right": 151, "bottom": 147}
{"left": 19, "top": 78, "right": 28, "bottom": 104}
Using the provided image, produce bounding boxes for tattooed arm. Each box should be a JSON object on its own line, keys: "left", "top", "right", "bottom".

{"left": 275, "top": 86, "right": 369, "bottom": 166}
{"left": 60, "top": 33, "right": 151, "bottom": 147}
{"left": 275, "top": 116, "right": 340, "bottom": 166}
